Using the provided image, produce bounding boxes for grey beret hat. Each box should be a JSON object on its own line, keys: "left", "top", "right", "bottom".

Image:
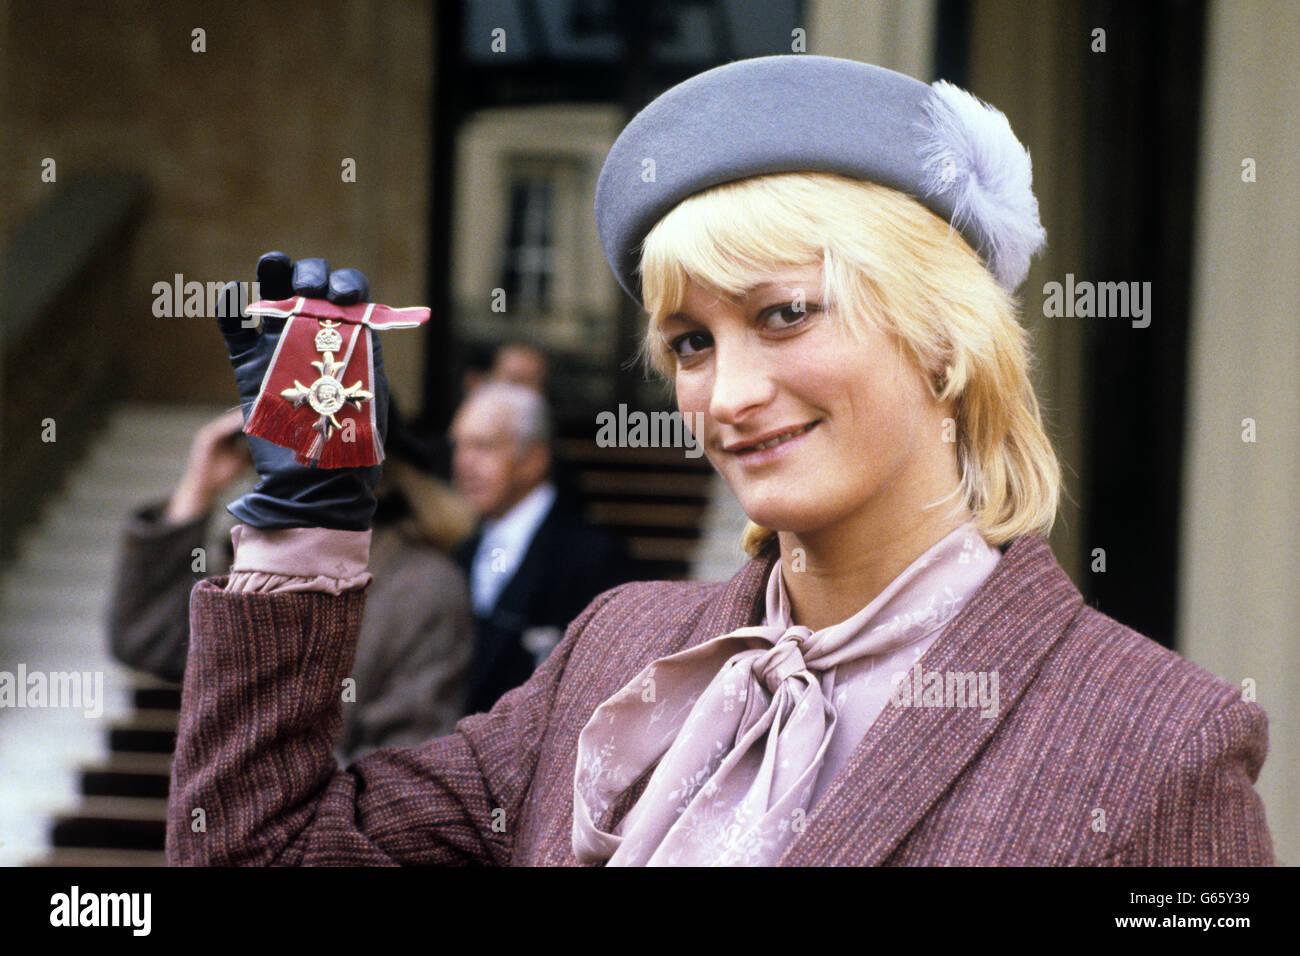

{"left": 595, "top": 54, "right": 1045, "bottom": 303}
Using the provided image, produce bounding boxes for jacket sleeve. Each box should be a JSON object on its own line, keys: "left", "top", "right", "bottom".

{"left": 340, "top": 555, "right": 474, "bottom": 755}
{"left": 1122, "top": 695, "right": 1274, "bottom": 865}
{"left": 106, "top": 501, "right": 212, "bottom": 683}
{"left": 165, "top": 575, "right": 622, "bottom": 866}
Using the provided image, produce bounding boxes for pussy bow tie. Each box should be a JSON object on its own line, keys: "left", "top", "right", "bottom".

{"left": 571, "top": 523, "right": 997, "bottom": 866}
{"left": 572, "top": 609, "right": 921, "bottom": 866}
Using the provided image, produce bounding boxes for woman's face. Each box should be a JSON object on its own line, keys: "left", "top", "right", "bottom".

{"left": 662, "top": 264, "right": 958, "bottom": 544}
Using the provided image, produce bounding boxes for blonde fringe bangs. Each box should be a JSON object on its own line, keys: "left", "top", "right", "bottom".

{"left": 638, "top": 172, "right": 1060, "bottom": 554}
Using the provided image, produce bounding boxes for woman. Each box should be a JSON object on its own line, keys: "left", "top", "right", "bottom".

{"left": 167, "top": 56, "right": 1272, "bottom": 866}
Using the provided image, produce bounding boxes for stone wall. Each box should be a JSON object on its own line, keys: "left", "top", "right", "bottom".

{"left": 1, "top": 0, "right": 433, "bottom": 409}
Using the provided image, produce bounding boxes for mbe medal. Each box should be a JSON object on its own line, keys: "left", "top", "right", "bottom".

{"left": 240, "top": 297, "right": 431, "bottom": 468}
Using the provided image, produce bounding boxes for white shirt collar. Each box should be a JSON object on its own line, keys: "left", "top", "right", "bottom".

{"left": 481, "top": 481, "right": 557, "bottom": 554}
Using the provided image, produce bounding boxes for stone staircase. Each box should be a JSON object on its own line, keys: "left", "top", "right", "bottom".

{"left": 0, "top": 402, "right": 238, "bottom": 866}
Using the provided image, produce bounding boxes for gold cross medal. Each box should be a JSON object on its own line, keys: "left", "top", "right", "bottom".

{"left": 240, "top": 296, "right": 431, "bottom": 468}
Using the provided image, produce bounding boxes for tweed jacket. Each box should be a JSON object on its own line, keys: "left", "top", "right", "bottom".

{"left": 165, "top": 533, "right": 1272, "bottom": 866}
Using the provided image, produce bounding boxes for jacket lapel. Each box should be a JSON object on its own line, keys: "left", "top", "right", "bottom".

{"left": 777, "top": 533, "right": 1085, "bottom": 865}
{"left": 683, "top": 540, "right": 775, "bottom": 643}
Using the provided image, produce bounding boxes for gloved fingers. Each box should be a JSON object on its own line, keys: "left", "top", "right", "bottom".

{"left": 328, "top": 267, "right": 370, "bottom": 305}
{"left": 216, "top": 280, "right": 260, "bottom": 360}
{"left": 256, "top": 251, "right": 294, "bottom": 300}
{"left": 254, "top": 251, "right": 294, "bottom": 336}
{"left": 292, "top": 257, "right": 331, "bottom": 298}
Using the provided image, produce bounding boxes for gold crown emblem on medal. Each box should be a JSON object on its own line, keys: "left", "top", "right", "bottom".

{"left": 314, "top": 320, "right": 343, "bottom": 353}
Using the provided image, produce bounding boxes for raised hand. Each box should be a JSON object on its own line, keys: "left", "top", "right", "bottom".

{"left": 164, "top": 407, "right": 253, "bottom": 524}
{"left": 215, "top": 252, "right": 388, "bottom": 531}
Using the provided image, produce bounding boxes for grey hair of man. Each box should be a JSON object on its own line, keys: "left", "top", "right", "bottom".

{"left": 463, "top": 380, "right": 553, "bottom": 450}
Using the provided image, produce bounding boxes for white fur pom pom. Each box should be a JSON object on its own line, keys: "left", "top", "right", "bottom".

{"left": 919, "top": 80, "right": 1046, "bottom": 291}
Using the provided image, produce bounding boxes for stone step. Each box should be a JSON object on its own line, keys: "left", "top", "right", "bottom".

{"left": 48, "top": 796, "right": 169, "bottom": 851}
{"left": 0, "top": 631, "right": 120, "bottom": 662}
{"left": 579, "top": 469, "right": 713, "bottom": 499}
{"left": 78, "top": 752, "right": 173, "bottom": 800}
{"left": 1, "top": 581, "right": 111, "bottom": 617}
{"left": 11, "top": 511, "right": 124, "bottom": 557}
{"left": 131, "top": 685, "right": 182, "bottom": 710}
{"left": 3, "top": 545, "right": 117, "bottom": 579}
{"left": 106, "top": 709, "right": 179, "bottom": 755}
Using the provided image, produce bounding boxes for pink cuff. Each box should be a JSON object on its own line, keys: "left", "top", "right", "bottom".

{"left": 226, "top": 525, "right": 372, "bottom": 594}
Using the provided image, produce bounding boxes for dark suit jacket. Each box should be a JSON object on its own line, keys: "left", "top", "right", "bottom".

{"left": 166, "top": 533, "right": 1272, "bottom": 866}
{"left": 454, "top": 496, "right": 634, "bottom": 714}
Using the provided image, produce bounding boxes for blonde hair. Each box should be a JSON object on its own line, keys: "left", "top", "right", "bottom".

{"left": 637, "top": 172, "right": 1059, "bottom": 554}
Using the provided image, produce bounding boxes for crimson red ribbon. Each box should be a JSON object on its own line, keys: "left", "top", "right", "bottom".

{"left": 241, "top": 297, "right": 430, "bottom": 468}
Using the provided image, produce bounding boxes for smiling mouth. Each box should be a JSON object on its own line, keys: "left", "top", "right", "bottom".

{"left": 725, "top": 421, "right": 819, "bottom": 454}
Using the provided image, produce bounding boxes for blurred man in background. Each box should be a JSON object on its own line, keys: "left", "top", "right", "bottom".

{"left": 450, "top": 382, "right": 633, "bottom": 714}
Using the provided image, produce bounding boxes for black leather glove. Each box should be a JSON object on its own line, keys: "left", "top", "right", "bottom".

{"left": 216, "top": 252, "right": 388, "bottom": 531}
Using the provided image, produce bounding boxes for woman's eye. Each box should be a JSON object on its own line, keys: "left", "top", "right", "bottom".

{"left": 669, "top": 331, "right": 712, "bottom": 357}
{"left": 761, "top": 302, "right": 819, "bottom": 330}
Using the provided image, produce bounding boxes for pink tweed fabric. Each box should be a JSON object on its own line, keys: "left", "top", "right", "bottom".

{"left": 166, "top": 533, "right": 1273, "bottom": 866}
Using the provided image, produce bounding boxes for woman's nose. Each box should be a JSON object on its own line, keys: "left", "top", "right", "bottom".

{"left": 708, "top": 340, "right": 776, "bottom": 425}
